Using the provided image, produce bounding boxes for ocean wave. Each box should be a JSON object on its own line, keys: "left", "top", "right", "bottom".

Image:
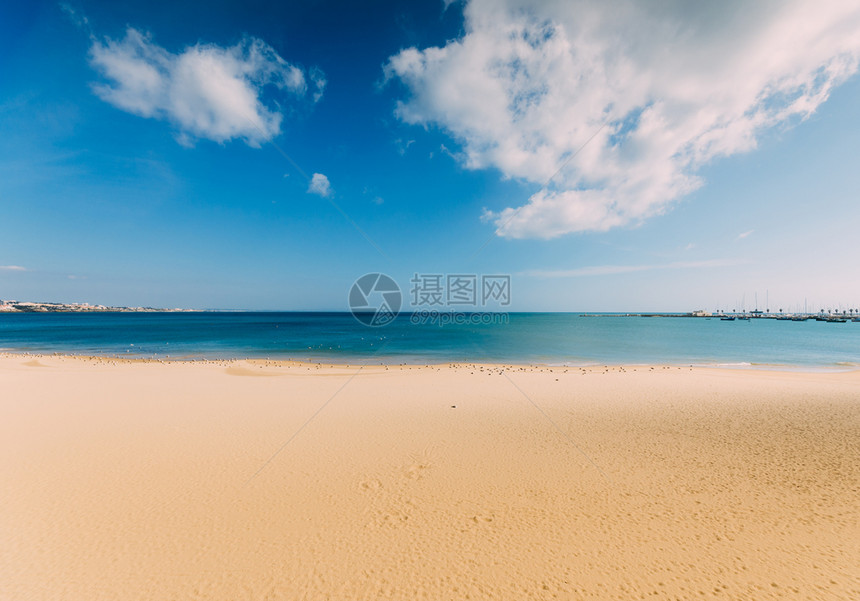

{"left": 693, "top": 362, "right": 752, "bottom": 367}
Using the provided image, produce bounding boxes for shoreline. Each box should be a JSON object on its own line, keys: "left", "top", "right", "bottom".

{"left": 1, "top": 350, "right": 858, "bottom": 374}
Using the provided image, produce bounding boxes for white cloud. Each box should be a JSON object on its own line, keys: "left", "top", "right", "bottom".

{"left": 309, "top": 66, "right": 327, "bottom": 103}
{"left": 386, "top": 0, "right": 860, "bottom": 238}
{"left": 307, "top": 172, "right": 332, "bottom": 197}
{"left": 0, "top": 265, "right": 26, "bottom": 271}
{"left": 520, "top": 259, "right": 745, "bottom": 278}
{"left": 439, "top": 143, "right": 457, "bottom": 160}
{"left": 737, "top": 229, "right": 755, "bottom": 240}
{"left": 395, "top": 138, "right": 415, "bottom": 155}
{"left": 89, "top": 28, "right": 324, "bottom": 146}
{"left": 60, "top": 3, "right": 92, "bottom": 35}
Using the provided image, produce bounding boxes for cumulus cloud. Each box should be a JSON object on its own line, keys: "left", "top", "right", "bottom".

{"left": 307, "top": 172, "right": 333, "bottom": 197}
{"left": 386, "top": 0, "right": 860, "bottom": 238}
{"left": 89, "top": 28, "right": 324, "bottom": 146}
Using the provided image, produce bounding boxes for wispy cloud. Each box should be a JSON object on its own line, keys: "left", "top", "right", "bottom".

{"left": 88, "top": 27, "right": 325, "bottom": 146}
{"left": 520, "top": 259, "right": 745, "bottom": 279}
{"left": 736, "top": 229, "right": 755, "bottom": 240}
{"left": 307, "top": 172, "right": 333, "bottom": 197}
{"left": 59, "top": 3, "right": 93, "bottom": 36}
{"left": 394, "top": 138, "right": 415, "bottom": 155}
{"left": 309, "top": 66, "right": 327, "bottom": 103}
{"left": 386, "top": 0, "right": 860, "bottom": 238}
{"left": 0, "top": 265, "right": 27, "bottom": 272}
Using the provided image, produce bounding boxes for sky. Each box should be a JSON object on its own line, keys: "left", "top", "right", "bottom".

{"left": 1, "top": 0, "right": 859, "bottom": 312}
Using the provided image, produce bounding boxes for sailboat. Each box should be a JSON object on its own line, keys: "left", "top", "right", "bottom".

{"left": 738, "top": 294, "right": 750, "bottom": 320}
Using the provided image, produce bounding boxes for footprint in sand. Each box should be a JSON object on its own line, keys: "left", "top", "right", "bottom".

{"left": 404, "top": 462, "right": 431, "bottom": 480}
{"left": 403, "top": 447, "right": 436, "bottom": 481}
{"left": 359, "top": 479, "right": 383, "bottom": 492}
{"left": 470, "top": 514, "right": 495, "bottom": 524}
{"left": 377, "top": 497, "right": 418, "bottom": 528}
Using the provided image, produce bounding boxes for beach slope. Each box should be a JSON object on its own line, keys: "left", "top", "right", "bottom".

{"left": 1, "top": 355, "right": 858, "bottom": 600}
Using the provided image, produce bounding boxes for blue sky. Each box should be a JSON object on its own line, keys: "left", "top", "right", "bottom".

{"left": 1, "top": 0, "right": 859, "bottom": 312}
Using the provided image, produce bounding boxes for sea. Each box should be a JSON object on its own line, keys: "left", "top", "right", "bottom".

{"left": 1, "top": 312, "right": 859, "bottom": 369}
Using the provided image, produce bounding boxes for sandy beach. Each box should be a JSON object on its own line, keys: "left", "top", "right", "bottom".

{"left": 1, "top": 353, "right": 858, "bottom": 600}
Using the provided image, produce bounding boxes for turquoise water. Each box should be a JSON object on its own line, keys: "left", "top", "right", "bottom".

{"left": 0, "top": 312, "right": 858, "bottom": 367}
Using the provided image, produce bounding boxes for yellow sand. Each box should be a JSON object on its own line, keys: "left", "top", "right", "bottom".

{"left": 1, "top": 354, "right": 858, "bottom": 600}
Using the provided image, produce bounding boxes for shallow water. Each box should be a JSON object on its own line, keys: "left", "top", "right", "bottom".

{"left": 1, "top": 312, "right": 858, "bottom": 367}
